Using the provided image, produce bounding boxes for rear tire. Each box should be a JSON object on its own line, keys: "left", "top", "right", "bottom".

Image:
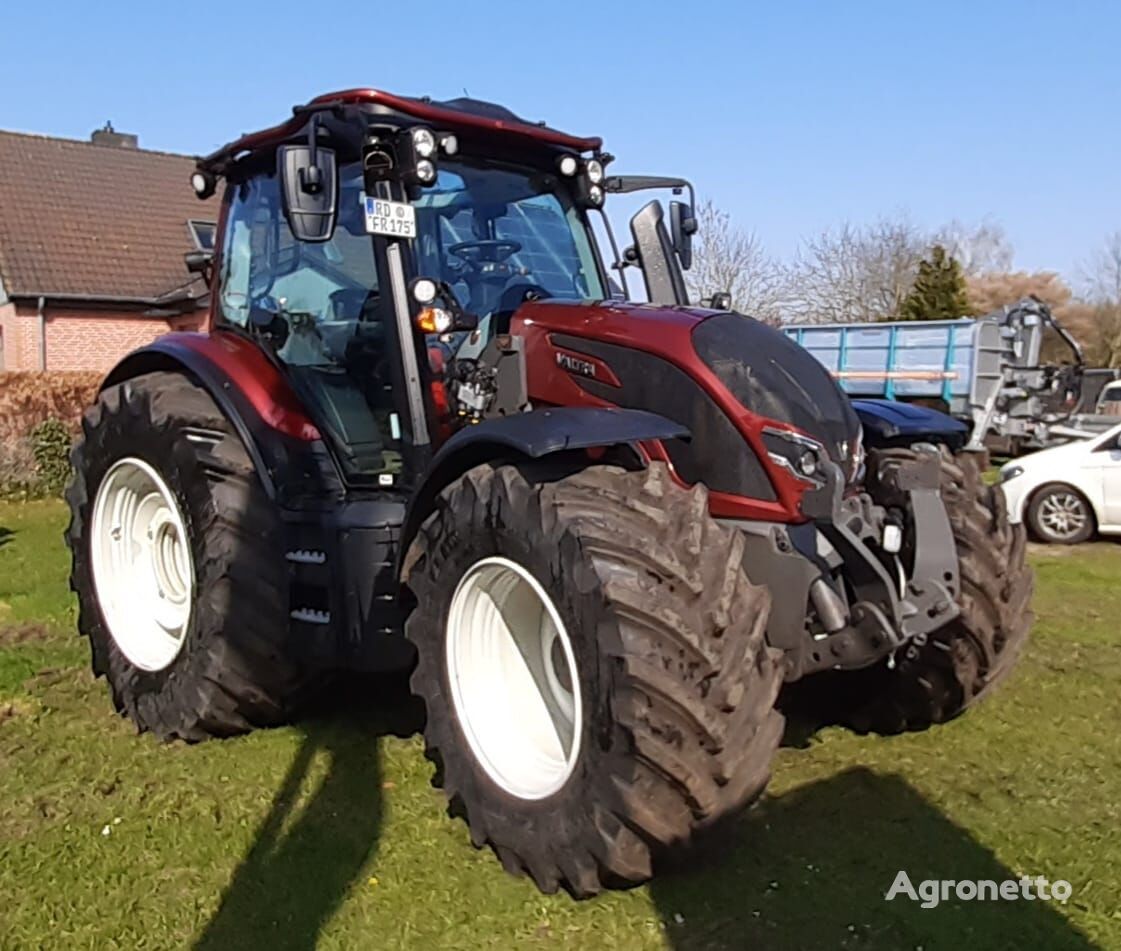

{"left": 1026, "top": 482, "right": 1095, "bottom": 544}
{"left": 800, "top": 447, "right": 1033, "bottom": 735}
{"left": 66, "top": 372, "right": 307, "bottom": 741}
{"left": 403, "top": 462, "right": 784, "bottom": 896}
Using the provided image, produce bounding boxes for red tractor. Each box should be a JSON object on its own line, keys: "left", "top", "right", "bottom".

{"left": 66, "top": 89, "right": 1031, "bottom": 896}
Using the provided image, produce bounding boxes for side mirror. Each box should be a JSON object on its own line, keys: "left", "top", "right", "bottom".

{"left": 669, "top": 200, "right": 696, "bottom": 271}
{"left": 184, "top": 249, "right": 214, "bottom": 285}
{"left": 278, "top": 143, "right": 338, "bottom": 242}
{"left": 628, "top": 200, "right": 689, "bottom": 306}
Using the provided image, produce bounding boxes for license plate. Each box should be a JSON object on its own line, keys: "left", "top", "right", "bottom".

{"left": 364, "top": 197, "right": 416, "bottom": 238}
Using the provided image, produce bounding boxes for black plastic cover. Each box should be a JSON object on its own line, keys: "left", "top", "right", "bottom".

{"left": 693, "top": 313, "right": 861, "bottom": 467}
{"left": 555, "top": 335, "right": 778, "bottom": 500}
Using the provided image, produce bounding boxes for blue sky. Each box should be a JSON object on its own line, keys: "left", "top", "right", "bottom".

{"left": 3, "top": 0, "right": 1118, "bottom": 279}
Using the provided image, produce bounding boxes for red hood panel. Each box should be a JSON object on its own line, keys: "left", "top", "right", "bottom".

{"left": 512, "top": 299, "right": 711, "bottom": 355}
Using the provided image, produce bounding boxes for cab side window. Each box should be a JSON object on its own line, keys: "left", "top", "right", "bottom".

{"left": 216, "top": 166, "right": 379, "bottom": 362}
{"left": 218, "top": 175, "right": 284, "bottom": 328}
{"left": 215, "top": 163, "right": 399, "bottom": 483}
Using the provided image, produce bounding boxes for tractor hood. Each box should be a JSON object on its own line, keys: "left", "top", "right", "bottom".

{"left": 513, "top": 300, "right": 862, "bottom": 476}
{"left": 691, "top": 312, "right": 862, "bottom": 470}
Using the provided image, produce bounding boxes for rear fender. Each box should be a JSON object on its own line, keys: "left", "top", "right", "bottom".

{"left": 100, "top": 332, "right": 333, "bottom": 501}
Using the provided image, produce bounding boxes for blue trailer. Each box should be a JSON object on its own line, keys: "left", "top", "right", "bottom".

{"left": 784, "top": 299, "right": 1109, "bottom": 451}
{"left": 783, "top": 318, "right": 1004, "bottom": 413}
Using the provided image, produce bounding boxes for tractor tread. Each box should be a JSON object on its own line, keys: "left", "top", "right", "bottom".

{"left": 404, "top": 462, "right": 783, "bottom": 897}
{"left": 66, "top": 371, "right": 308, "bottom": 741}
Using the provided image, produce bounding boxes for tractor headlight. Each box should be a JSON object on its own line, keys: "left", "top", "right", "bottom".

{"left": 398, "top": 128, "right": 441, "bottom": 190}
{"left": 411, "top": 127, "right": 437, "bottom": 159}
{"left": 762, "top": 427, "right": 827, "bottom": 486}
{"left": 440, "top": 134, "right": 459, "bottom": 156}
{"left": 588, "top": 184, "right": 605, "bottom": 207}
{"left": 411, "top": 278, "right": 438, "bottom": 305}
{"left": 586, "top": 159, "right": 605, "bottom": 184}
{"left": 849, "top": 426, "right": 866, "bottom": 484}
{"left": 557, "top": 155, "right": 579, "bottom": 177}
{"left": 191, "top": 169, "right": 216, "bottom": 199}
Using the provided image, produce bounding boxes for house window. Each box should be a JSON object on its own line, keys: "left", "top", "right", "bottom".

{"left": 188, "top": 219, "right": 217, "bottom": 251}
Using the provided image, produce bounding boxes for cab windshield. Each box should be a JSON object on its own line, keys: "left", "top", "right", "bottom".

{"left": 412, "top": 160, "right": 605, "bottom": 335}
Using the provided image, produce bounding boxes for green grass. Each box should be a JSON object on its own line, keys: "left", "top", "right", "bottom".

{"left": 1, "top": 501, "right": 1120, "bottom": 950}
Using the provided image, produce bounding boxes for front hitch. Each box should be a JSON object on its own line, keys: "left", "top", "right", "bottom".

{"left": 786, "top": 446, "right": 960, "bottom": 679}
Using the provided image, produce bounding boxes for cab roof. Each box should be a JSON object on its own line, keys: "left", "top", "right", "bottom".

{"left": 198, "top": 88, "right": 602, "bottom": 175}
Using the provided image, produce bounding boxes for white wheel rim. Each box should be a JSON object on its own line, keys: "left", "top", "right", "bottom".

{"left": 90, "top": 458, "right": 194, "bottom": 672}
{"left": 445, "top": 556, "right": 582, "bottom": 800}
{"left": 1039, "top": 490, "right": 1088, "bottom": 540}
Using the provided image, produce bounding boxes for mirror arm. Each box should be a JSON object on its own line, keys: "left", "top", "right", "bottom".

{"left": 299, "top": 115, "right": 323, "bottom": 195}
{"left": 592, "top": 207, "right": 628, "bottom": 298}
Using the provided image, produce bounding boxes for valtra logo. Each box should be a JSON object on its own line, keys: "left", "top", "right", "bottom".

{"left": 555, "top": 351, "right": 597, "bottom": 379}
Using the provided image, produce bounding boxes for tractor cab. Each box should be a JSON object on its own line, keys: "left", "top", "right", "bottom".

{"left": 190, "top": 90, "right": 691, "bottom": 491}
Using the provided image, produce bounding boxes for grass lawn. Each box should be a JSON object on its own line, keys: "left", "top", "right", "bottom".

{"left": 1, "top": 500, "right": 1119, "bottom": 950}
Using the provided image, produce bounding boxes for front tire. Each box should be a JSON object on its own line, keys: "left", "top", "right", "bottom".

{"left": 403, "top": 462, "right": 784, "bottom": 896}
{"left": 66, "top": 372, "right": 308, "bottom": 741}
{"left": 1027, "top": 482, "right": 1095, "bottom": 544}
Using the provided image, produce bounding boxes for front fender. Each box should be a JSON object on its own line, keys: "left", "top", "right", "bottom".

{"left": 398, "top": 406, "right": 689, "bottom": 573}
{"left": 434, "top": 406, "right": 689, "bottom": 463}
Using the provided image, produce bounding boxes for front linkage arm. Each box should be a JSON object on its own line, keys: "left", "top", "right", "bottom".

{"left": 787, "top": 445, "right": 960, "bottom": 679}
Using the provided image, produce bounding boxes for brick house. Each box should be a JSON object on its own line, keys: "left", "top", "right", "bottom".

{"left": 0, "top": 125, "right": 216, "bottom": 372}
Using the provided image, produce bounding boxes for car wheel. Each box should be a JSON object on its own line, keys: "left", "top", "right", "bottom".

{"left": 1027, "top": 482, "right": 1095, "bottom": 544}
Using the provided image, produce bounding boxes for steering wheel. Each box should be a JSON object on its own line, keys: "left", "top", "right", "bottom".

{"left": 448, "top": 239, "right": 522, "bottom": 267}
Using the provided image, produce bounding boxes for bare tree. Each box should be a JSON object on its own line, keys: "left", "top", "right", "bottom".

{"left": 1082, "top": 231, "right": 1121, "bottom": 303}
{"left": 934, "top": 219, "right": 1015, "bottom": 276}
{"left": 1074, "top": 233, "right": 1121, "bottom": 367}
{"left": 685, "top": 200, "right": 785, "bottom": 324}
{"left": 782, "top": 216, "right": 927, "bottom": 323}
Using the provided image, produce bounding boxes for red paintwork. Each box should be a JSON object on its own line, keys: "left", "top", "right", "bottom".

{"left": 514, "top": 299, "right": 813, "bottom": 523}
{"left": 200, "top": 88, "right": 601, "bottom": 172}
{"left": 427, "top": 346, "right": 455, "bottom": 443}
{"left": 171, "top": 332, "right": 321, "bottom": 442}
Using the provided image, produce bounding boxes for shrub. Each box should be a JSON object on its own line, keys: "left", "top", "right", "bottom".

{"left": 0, "top": 439, "right": 40, "bottom": 500}
{"left": 30, "top": 419, "right": 72, "bottom": 496}
{"left": 0, "top": 372, "right": 100, "bottom": 442}
{"left": 0, "top": 372, "right": 97, "bottom": 498}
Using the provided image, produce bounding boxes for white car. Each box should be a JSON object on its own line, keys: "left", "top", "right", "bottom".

{"left": 1000, "top": 422, "right": 1121, "bottom": 543}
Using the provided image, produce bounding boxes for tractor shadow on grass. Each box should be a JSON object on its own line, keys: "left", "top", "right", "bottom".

{"left": 650, "top": 765, "right": 1098, "bottom": 950}
{"left": 194, "top": 674, "right": 421, "bottom": 951}
{"left": 0, "top": 526, "right": 13, "bottom": 549}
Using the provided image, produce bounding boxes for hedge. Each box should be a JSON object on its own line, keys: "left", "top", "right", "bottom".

{"left": 0, "top": 372, "right": 101, "bottom": 498}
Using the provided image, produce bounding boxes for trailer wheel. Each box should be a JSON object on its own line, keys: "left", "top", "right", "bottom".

{"left": 805, "top": 447, "right": 1033, "bottom": 735}
{"left": 402, "top": 461, "right": 784, "bottom": 896}
{"left": 66, "top": 372, "right": 307, "bottom": 741}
